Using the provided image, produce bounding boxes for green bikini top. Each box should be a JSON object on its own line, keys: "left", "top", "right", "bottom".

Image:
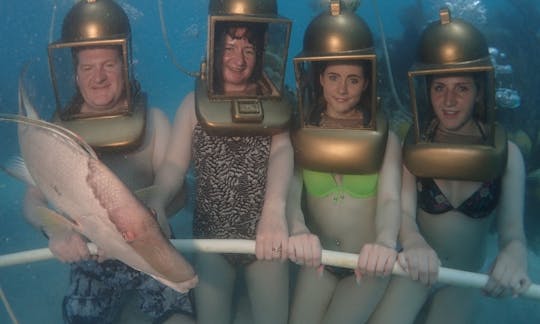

{"left": 303, "top": 169, "right": 379, "bottom": 198}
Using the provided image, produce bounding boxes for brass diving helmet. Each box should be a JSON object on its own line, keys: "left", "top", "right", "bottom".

{"left": 403, "top": 8, "right": 507, "bottom": 181}
{"left": 292, "top": 0, "right": 388, "bottom": 174}
{"left": 47, "top": 0, "right": 146, "bottom": 151}
{"left": 195, "top": 0, "right": 293, "bottom": 136}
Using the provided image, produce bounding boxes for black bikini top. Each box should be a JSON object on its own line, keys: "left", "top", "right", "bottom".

{"left": 416, "top": 177, "right": 502, "bottom": 219}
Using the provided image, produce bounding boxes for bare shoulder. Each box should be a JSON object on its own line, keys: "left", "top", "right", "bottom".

{"left": 181, "top": 91, "right": 196, "bottom": 107}
{"left": 382, "top": 130, "right": 402, "bottom": 165}
{"left": 178, "top": 92, "right": 196, "bottom": 116}
{"left": 506, "top": 140, "right": 525, "bottom": 167}
{"left": 270, "top": 130, "right": 293, "bottom": 150}
{"left": 172, "top": 92, "right": 197, "bottom": 128}
{"left": 507, "top": 140, "right": 523, "bottom": 156}
{"left": 147, "top": 108, "right": 170, "bottom": 128}
{"left": 271, "top": 129, "right": 291, "bottom": 142}
{"left": 143, "top": 108, "right": 171, "bottom": 139}
{"left": 386, "top": 130, "right": 401, "bottom": 149}
{"left": 501, "top": 140, "right": 525, "bottom": 181}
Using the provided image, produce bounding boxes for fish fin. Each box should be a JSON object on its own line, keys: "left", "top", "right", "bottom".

{"left": 148, "top": 274, "right": 195, "bottom": 293}
{"left": 1, "top": 156, "right": 35, "bottom": 186}
{"left": 134, "top": 185, "right": 157, "bottom": 203}
{"left": 18, "top": 63, "right": 39, "bottom": 119}
{"left": 34, "top": 206, "right": 77, "bottom": 234}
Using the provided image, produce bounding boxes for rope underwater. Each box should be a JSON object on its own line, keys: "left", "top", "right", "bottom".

{"left": 157, "top": 0, "right": 200, "bottom": 78}
{"left": 371, "top": 0, "right": 405, "bottom": 111}
{"left": 0, "top": 284, "right": 19, "bottom": 324}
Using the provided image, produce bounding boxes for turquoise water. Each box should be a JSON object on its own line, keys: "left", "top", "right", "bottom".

{"left": 1, "top": 0, "right": 540, "bottom": 323}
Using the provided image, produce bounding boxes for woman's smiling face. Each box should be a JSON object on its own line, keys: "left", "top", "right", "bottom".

{"left": 221, "top": 27, "right": 257, "bottom": 94}
{"left": 430, "top": 75, "right": 480, "bottom": 132}
{"left": 320, "top": 63, "right": 368, "bottom": 119}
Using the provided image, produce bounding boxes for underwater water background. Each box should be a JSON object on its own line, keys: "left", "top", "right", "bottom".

{"left": 1, "top": 0, "right": 540, "bottom": 323}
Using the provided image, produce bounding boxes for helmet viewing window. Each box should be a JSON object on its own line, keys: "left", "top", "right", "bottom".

{"left": 207, "top": 16, "right": 291, "bottom": 99}
{"left": 408, "top": 68, "right": 496, "bottom": 146}
{"left": 294, "top": 56, "right": 377, "bottom": 131}
{"left": 48, "top": 39, "right": 131, "bottom": 120}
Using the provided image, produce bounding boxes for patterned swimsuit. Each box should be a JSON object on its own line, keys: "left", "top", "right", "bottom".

{"left": 192, "top": 123, "right": 271, "bottom": 265}
{"left": 417, "top": 177, "right": 502, "bottom": 218}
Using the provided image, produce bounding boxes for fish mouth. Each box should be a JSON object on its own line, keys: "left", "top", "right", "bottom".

{"left": 129, "top": 236, "right": 196, "bottom": 283}
{"left": 149, "top": 273, "right": 199, "bottom": 293}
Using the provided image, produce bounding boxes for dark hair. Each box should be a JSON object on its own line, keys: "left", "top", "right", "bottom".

{"left": 70, "top": 45, "right": 123, "bottom": 71}
{"left": 308, "top": 59, "right": 372, "bottom": 126}
{"left": 212, "top": 21, "right": 267, "bottom": 94}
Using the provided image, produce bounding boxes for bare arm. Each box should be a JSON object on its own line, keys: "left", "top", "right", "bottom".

{"left": 485, "top": 141, "right": 530, "bottom": 296}
{"left": 147, "top": 93, "right": 196, "bottom": 232}
{"left": 23, "top": 187, "right": 91, "bottom": 262}
{"left": 397, "top": 165, "right": 440, "bottom": 285}
{"left": 286, "top": 168, "right": 308, "bottom": 235}
{"left": 255, "top": 130, "right": 294, "bottom": 261}
{"left": 286, "top": 168, "right": 322, "bottom": 267}
{"left": 357, "top": 131, "right": 401, "bottom": 277}
{"left": 148, "top": 108, "right": 172, "bottom": 173}
{"left": 147, "top": 107, "right": 187, "bottom": 219}
{"left": 374, "top": 131, "right": 402, "bottom": 248}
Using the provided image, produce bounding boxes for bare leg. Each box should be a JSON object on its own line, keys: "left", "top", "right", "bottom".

{"left": 367, "top": 276, "right": 430, "bottom": 324}
{"left": 232, "top": 286, "right": 253, "bottom": 324}
{"left": 288, "top": 267, "right": 339, "bottom": 324}
{"left": 245, "top": 260, "right": 289, "bottom": 324}
{"left": 424, "top": 286, "right": 478, "bottom": 324}
{"left": 117, "top": 292, "right": 195, "bottom": 324}
{"left": 323, "top": 275, "right": 389, "bottom": 324}
{"left": 194, "top": 253, "right": 236, "bottom": 324}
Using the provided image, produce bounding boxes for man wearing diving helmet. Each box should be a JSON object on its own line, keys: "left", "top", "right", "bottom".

{"left": 23, "top": 1, "right": 194, "bottom": 323}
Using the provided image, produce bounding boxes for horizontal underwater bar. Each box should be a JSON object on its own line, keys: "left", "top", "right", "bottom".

{"left": 0, "top": 239, "right": 538, "bottom": 300}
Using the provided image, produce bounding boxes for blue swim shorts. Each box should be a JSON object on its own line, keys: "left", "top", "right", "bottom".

{"left": 62, "top": 259, "right": 193, "bottom": 324}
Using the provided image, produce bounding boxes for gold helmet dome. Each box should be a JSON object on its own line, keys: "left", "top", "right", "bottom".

{"left": 209, "top": 0, "right": 277, "bottom": 16}
{"left": 61, "top": 0, "right": 130, "bottom": 44}
{"left": 299, "top": 5, "right": 373, "bottom": 57}
{"left": 409, "top": 8, "right": 494, "bottom": 123}
{"left": 48, "top": 0, "right": 145, "bottom": 152}
{"left": 291, "top": 2, "right": 387, "bottom": 174}
{"left": 403, "top": 8, "right": 506, "bottom": 181}
{"left": 196, "top": 0, "right": 292, "bottom": 136}
{"left": 415, "top": 8, "right": 490, "bottom": 69}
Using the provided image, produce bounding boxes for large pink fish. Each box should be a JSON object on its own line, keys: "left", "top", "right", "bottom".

{"left": 3, "top": 76, "right": 197, "bottom": 293}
